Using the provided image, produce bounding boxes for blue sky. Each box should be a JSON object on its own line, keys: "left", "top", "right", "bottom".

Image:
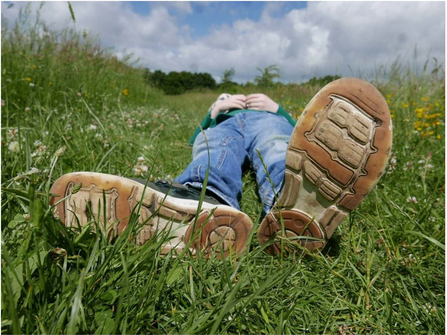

{"left": 1, "top": 1, "right": 444, "bottom": 83}
{"left": 129, "top": 2, "right": 307, "bottom": 38}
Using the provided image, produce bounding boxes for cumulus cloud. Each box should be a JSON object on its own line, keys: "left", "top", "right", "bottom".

{"left": 1, "top": 1, "right": 444, "bottom": 83}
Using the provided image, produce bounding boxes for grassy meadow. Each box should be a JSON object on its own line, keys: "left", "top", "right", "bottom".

{"left": 1, "top": 10, "right": 445, "bottom": 334}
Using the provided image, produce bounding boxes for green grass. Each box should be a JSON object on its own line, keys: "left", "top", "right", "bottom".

{"left": 1, "top": 8, "right": 445, "bottom": 334}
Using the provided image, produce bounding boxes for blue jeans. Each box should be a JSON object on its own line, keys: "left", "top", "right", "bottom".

{"left": 175, "top": 112, "right": 294, "bottom": 214}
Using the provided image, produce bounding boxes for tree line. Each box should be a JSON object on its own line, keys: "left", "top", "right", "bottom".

{"left": 143, "top": 65, "right": 340, "bottom": 95}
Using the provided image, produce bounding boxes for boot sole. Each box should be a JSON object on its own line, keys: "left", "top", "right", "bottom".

{"left": 258, "top": 78, "right": 392, "bottom": 254}
{"left": 50, "top": 172, "right": 253, "bottom": 258}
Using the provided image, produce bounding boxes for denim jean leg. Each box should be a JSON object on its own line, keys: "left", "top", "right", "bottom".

{"left": 175, "top": 118, "right": 246, "bottom": 210}
{"left": 245, "top": 112, "right": 294, "bottom": 214}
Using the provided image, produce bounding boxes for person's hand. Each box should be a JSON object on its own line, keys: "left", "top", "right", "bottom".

{"left": 245, "top": 94, "right": 279, "bottom": 113}
{"left": 210, "top": 94, "right": 246, "bottom": 119}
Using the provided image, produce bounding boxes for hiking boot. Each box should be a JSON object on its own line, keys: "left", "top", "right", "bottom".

{"left": 50, "top": 172, "right": 253, "bottom": 258}
{"left": 258, "top": 77, "right": 392, "bottom": 254}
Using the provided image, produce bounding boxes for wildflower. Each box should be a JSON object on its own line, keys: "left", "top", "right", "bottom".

{"left": 49, "top": 81, "right": 53, "bottom": 86}
{"left": 386, "top": 94, "right": 393, "bottom": 98}
{"left": 403, "top": 161, "right": 413, "bottom": 171}
{"left": 29, "top": 83, "right": 35, "bottom": 87}
{"left": 426, "top": 164, "right": 433, "bottom": 169}
{"left": 37, "top": 145, "right": 47, "bottom": 153}
{"left": 23, "top": 214, "right": 30, "bottom": 221}
{"left": 7, "top": 128, "right": 18, "bottom": 139}
{"left": 55, "top": 146, "right": 67, "bottom": 157}
{"left": 34, "top": 140, "right": 42, "bottom": 147}
{"left": 418, "top": 159, "right": 425, "bottom": 164}
{"left": 423, "top": 303, "right": 436, "bottom": 314}
{"left": 87, "top": 124, "right": 97, "bottom": 131}
{"left": 407, "top": 196, "right": 418, "bottom": 204}
{"left": 122, "top": 89, "right": 129, "bottom": 96}
{"left": 25, "top": 107, "right": 30, "bottom": 112}
{"left": 402, "top": 102, "right": 409, "bottom": 108}
{"left": 140, "top": 165, "right": 148, "bottom": 173}
{"left": 422, "top": 96, "right": 429, "bottom": 102}
{"left": 77, "top": 92, "right": 81, "bottom": 97}
{"left": 436, "top": 135, "right": 441, "bottom": 139}
{"left": 137, "top": 156, "right": 145, "bottom": 162}
{"left": 388, "top": 157, "right": 397, "bottom": 173}
{"left": 27, "top": 167, "right": 41, "bottom": 175}
{"left": 25, "top": 77, "right": 32, "bottom": 82}
{"left": 8, "top": 141, "right": 19, "bottom": 152}
{"left": 133, "top": 167, "right": 142, "bottom": 175}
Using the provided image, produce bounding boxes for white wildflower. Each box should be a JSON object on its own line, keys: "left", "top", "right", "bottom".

{"left": 37, "top": 145, "right": 47, "bottom": 153}
{"left": 140, "top": 165, "right": 148, "bottom": 173}
{"left": 8, "top": 141, "right": 19, "bottom": 152}
{"left": 27, "top": 167, "right": 40, "bottom": 175}
{"left": 88, "top": 124, "right": 97, "bottom": 131}
{"left": 403, "top": 161, "right": 413, "bottom": 171}
{"left": 418, "top": 159, "right": 425, "bottom": 164}
{"left": 137, "top": 156, "right": 145, "bottom": 162}
{"left": 133, "top": 167, "right": 142, "bottom": 176}
{"left": 426, "top": 164, "right": 433, "bottom": 169}
{"left": 25, "top": 107, "right": 30, "bottom": 112}
{"left": 55, "top": 146, "right": 66, "bottom": 157}
{"left": 423, "top": 303, "right": 436, "bottom": 314}
{"left": 34, "top": 140, "right": 42, "bottom": 147}
{"left": 406, "top": 196, "right": 418, "bottom": 204}
{"left": 29, "top": 83, "right": 35, "bottom": 87}
{"left": 7, "top": 128, "right": 18, "bottom": 139}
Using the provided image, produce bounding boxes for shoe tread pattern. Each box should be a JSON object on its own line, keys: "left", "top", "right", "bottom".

{"left": 263, "top": 78, "right": 392, "bottom": 252}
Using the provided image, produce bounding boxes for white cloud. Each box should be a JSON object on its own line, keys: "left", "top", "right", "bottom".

{"left": 1, "top": 1, "right": 444, "bottom": 83}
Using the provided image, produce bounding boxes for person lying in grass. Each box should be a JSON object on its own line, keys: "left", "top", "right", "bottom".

{"left": 50, "top": 78, "right": 393, "bottom": 258}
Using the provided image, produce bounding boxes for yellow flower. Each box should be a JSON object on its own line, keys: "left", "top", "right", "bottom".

{"left": 84, "top": 93, "right": 89, "bottom": 98}
{"left": 436, "top": 135, "right": 441, "bottom": 139}
{"left": 436, "top": 121, "right": 441, "bottom": 125}
{"left": 25, "top": 77, "right": 32, "bottom": 82}
{"left": 49, "top": 81, "right": 53, "bottom": 86}
{"left": 122, "top": 89, "right": 129, "bottom": 96}
{"left": 415, "top": 107, "right": 424, "bottom": 113}
{"left": 402, "top": 102, "right": 409, "bottom": 108}
{"left": 422, "top": 96, "right": 429, "bottom": 102}
{"left": 386, "top": 94, "right": 393, "bottom": 98}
